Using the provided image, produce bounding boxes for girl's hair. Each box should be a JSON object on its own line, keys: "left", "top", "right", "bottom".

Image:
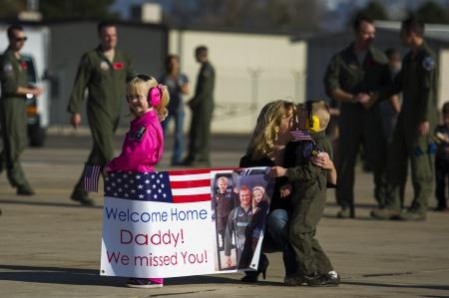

{"left": 127, "top": 75, "right": 170, "bottom": 120}
{"left": 246, "top": 100, "right": 296, "bottom": 160}
{"left": 252, "top": 185, "right": 268, "bottom": 209}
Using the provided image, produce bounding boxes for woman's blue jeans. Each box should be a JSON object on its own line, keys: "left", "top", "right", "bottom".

{"left": 266, "top": 209, "right": 298, "bottom": 276}
{"left": 162, "top": 110, "right": 185, "bottom": 164}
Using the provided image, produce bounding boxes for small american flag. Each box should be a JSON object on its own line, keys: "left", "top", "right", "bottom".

{"left": 104, "top": 169, "right": 211, "bottom": 203}
{"left": 83, "top": 164, "right": 101, "bottom": 192}
{"left": 290, "top": 129, "right": 313, "bottom": 142}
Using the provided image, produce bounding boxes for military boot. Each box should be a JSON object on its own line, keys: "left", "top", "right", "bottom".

{"left": 336, "top": 208, "right": 355, "bottom": 219}
{"left": 16, "top": 184, "right": 35, "bottom": 196}
{"left": 399, "top": 210, "right": 426, "bottom": 221}
{"left": 370, "top": 208, "right": 401, "bottom": 220}
{"left": 70, "top": 187, "right": 94, "bottom": 206}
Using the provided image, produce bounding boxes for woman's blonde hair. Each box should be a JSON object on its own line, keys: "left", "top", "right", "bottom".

{"left": 127, "top": 75, "right": 170, "bottom": 120}
{"left": 246, "top": 100, "right": 296, "bottom": 160}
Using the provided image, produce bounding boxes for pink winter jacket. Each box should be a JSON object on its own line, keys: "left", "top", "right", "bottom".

{"left": 106, "top": 109, "right": 164, "bottom": 173}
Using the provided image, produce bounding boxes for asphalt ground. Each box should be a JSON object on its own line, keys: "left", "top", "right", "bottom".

{"left": 0, "top": 133, "right": 448, "bottom": 297}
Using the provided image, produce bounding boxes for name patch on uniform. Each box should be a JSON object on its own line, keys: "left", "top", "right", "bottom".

{"left": 422, "top": 56, "right": 435, "bottom": 71}
{"left": 100, "top": 61, "right": 110, "bottom": 71}
{"left": 3, "top": 63, "right": 13, "bottom": 74}
{"left": 130, "top": 126, "right": 146, "bottom": 141}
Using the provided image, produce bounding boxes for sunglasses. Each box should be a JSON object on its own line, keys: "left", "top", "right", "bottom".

{"left": 14, "top": 36, "right": 28, "bottom": 42}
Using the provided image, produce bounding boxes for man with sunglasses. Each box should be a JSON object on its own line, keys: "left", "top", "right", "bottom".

{"left": 324, "top": 15, "right": 391, "bottom": 218}
{"left": 67, "top": 21, "right": 134, "bottom": 206}
{"left": 0, "top": 24, "right": 43, "bottom": 195}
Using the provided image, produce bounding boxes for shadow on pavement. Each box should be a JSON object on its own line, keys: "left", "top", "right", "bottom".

{"left": 0, "top": 264, "right": 249, "bottom": 287}
{"left": 0, "top": 264, "right": 122, "bottom": 287}
{"left": 0, "top": 199, "right": 103, "bottom": 210}
{"left": 343, "top": 280, "right": 449, "bottom": 292}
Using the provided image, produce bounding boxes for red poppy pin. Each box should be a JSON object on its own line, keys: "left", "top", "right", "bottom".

{"left": 20, "top": 61, "right": 28, "bottom": 70}
{"left": 113, "top": 61, "right": 124, "bottom": 70}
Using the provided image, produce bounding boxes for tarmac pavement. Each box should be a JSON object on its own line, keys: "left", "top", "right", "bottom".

{"left": 0, "top": 134, "right": 448, "bottom": 297}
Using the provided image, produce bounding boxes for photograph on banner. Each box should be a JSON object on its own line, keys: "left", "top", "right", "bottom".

{"left": 100, "top": 167, "right": 273, "bottom": 278}
{"left": 211, "top": 167, "right": 273, "bottom": 272}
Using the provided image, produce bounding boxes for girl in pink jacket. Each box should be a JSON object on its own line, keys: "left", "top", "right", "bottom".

{"left": 105, "top": 74, "right": 169, "bottom": 288}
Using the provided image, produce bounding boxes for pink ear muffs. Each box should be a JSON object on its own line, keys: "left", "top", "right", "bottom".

{"left": 148, "top": 86, "right": 162, "bottom": 107}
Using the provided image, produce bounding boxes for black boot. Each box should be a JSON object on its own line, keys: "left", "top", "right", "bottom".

{"left": 241, "top": 253, "right": 269, "bottom": 282}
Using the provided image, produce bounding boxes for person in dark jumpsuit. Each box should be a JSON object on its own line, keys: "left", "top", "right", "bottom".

{"left": 183, "top": 45, "right": 215, "bottom": 167}
{"left": 0, "top": 24, "right": 43, "bottom": 195}
{"left": 67, "top": 21, "right": 134, "bottom": 205}
{"left": 368, "top": 17, "right": 439, "bottom": 221}
{"left": 224, "top": 185, "right": 253, "bottom": 268}
{"left": 324, "top": 15, "right": 390, "bottom": 218}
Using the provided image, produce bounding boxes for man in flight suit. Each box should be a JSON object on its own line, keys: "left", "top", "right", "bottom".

{"left": 67, "top": 21, "right": 134, "bottom": 205}
{"left": 224, "top": 185, "right": 253, "bottom": 268}
{"left": 0, "top": 25, "right": 43, "bottom": 195}
{"left": 369, "top": 17, "right": 438, "bottom": 221}
{"left": 183, "top": 45, "right": 215, "bottom": 167}
{"left": 324, "top": 15, "right": 390, "bottom": 218}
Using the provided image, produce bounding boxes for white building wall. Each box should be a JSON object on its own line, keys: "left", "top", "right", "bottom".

{"left": 439, "top": 50, "right": 449, "bottom": 111}
{"left": 169, "top": 30, "right": 307, "bottom": 133}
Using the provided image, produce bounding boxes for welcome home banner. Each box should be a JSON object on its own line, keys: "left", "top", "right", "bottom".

{"left": 100, "top": 167, "right": 274, "bottom": 278}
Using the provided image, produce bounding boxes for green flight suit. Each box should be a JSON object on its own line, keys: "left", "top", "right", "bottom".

{"left": 285, "top": 131, "right": 334, "bottom": 277}
{"left": 377, "top": 41, "right": 438, "bottom": 214}
{"left": 185, "top": 61, "right": 215, "bottom": 165}
{"left": 67, "top": 46, "right": 134, "bottom": 198}
{"left": 324, "top": 44, "right": 391, "bottom": 215}
{"left": 0, "top": 48, "right": 32, "bottom": 189}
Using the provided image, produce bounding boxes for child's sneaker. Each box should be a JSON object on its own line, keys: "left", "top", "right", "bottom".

{"left": 125, "top": 278, "right": 163, "bottom": 288}
{"left": 323, "top": 270, "right": 340, "bottom": 286}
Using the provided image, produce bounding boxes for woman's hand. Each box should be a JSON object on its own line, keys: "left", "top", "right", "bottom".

{"left": 280, "top": 183, "right": 292, "bottom": 198}
{"left": 270, "top": 166, "right": 287, "bottom": 178}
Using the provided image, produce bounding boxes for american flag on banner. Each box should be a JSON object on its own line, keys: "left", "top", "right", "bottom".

{"left": 83, "top": 164, "right": 101, "bottom": 192}
{"left": 290, "top": 129, "right": 314, "bottom": 142}
{"left": 104, "top": 169, "right": 212, "bottom": 203}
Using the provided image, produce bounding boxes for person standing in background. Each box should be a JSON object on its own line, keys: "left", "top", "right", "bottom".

{"left": 159, "top": 54, "right": 189, "bottom": 166}
{"left": 381, "top": 48, "right": 402, "bottom": 144}
{"left": 324, "top": 15, "right": 390, "bottom": 218}
{"left": 381, "top": 48, "right": 406, "bottom": 208}
{"left": 183, "top": 45, "right": 215, "bottom": 167}
{"left": 0, "top": 24, "right": 43, "bottom": 195}
{"left": 67, "top": 21, "right": 134, "bottom": 206}
{"left": 369, "top": 17, "right": 439, "bottom": 221}
{"left": 434, "top": 101, "right": 449, "bottom": 212}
